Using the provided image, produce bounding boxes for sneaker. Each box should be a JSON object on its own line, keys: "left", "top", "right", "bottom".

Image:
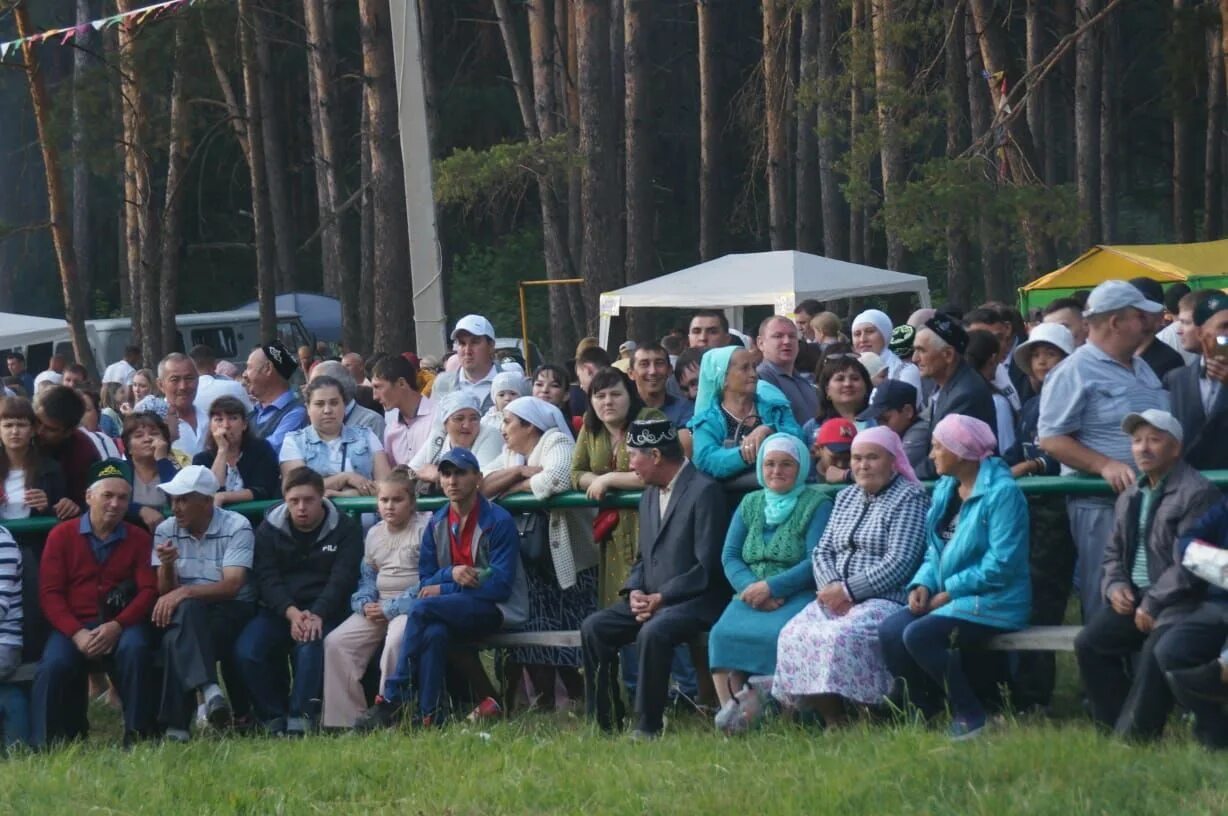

{"left": 467, "top": 696, "right": 503, "bottom": 722}
{"left": 354, "top": 697, "right": 404, "bottom": 732}
{"left": 1167, "top": 662, "right": 1228, "bottom": 704}
{"left": 948, "top": 715, "right": 987, "bottom": 741}
{"left": 628, "top": 728, "right": 660, "bottom": 742}
{"left": 713, "top": 698, "right": 740, "bottom": 733}
{"left": 261, "top": 716, "right": 288, "bottom": 736}
{"left": 204, "top": 690, "right": 233, "bottom": 730}
{"left": 284, "top": 716, "right": 308, "bottom": 738}
{"left": 164, "top": 727, "right": 191, "bottom": 744}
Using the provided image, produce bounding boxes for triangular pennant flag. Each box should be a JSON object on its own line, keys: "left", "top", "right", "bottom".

{"left": 91, "top": 19, "right": 105, "bottom": 30}
{"left": 0, "top": 41, "right": 11, "bottom": 60}
{"left": 59, "top": 28, "right": 77, "bottom": 45}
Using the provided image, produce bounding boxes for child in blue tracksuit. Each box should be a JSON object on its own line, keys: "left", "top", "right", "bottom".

{"left": 0, "top": 527, "right": 29, "bottom": 749}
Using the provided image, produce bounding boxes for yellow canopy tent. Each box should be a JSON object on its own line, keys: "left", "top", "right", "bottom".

{"left": 1018, "top": 239, "right": 1228, "bottom": 313}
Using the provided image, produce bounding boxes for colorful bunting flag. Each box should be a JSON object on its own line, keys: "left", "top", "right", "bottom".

{"left": 0, "top": 0, "right": 216, "bottom": 62}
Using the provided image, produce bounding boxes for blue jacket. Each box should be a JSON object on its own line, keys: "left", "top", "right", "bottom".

{"left": 418, "top": 495, "right": 529, "bottom": 627}
{"left": 688, "top": 381, "right": 804, "bottom": 480}
{"left": 1178, "top": 499, "right": 1228, "bottom": 604}
{"left": 910, "top": 457, "right": 1031, "bottom": 630}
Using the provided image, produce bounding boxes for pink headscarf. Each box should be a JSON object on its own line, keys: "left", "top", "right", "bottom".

{"left": 932, "top": 414, "right": 998, "bottom": 461}
{"left": 851, "top": 426, "right": 920, "bottom": 484}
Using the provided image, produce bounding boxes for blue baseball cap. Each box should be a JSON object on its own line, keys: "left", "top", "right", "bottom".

{"left": 438, "top": 447, "right": 481, "bottom": 473}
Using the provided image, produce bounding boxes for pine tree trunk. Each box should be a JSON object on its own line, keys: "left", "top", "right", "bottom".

{"left": 254, "top": 4, "right": 297, "bottom": 292}
{"left": 944, "top": 0, "right": 970, "bottom": 301}
{"left": 965, "top": 1, "right": 1002, "bottom": 302}
{"left": 238, "top": 0, "right": 278, "bottom": 341}
{"left": 624, "top": 0, "right": 654, "bottom": 341}
{"left": 1099, "top": 10, "right": 1119, "bottom": 243}
{"left": 563, "top": 0, "right": 584, "bottom": 295}
{"left": 1075, "top": 0, "right": 1102, "bottom": 247}
{"left": 871, "top": 0, "right": 907, "bottom": 271}
{"left": 202, "top": 15, "right": 251, "bottom": 162}
{"left": 13, "top": 3, "right": 98, "bottom": 375}
{"left": 795, "top": 2, "right": 820, "bottom": 254}
{"left": 576, "top": 0, "right": 620, "bottom": 329}
{"left": 816, "top": 0, "right": 843, "bottom": 260}
{"left": 72, "top": 0, "right": 94, "bottom": 310}
{"left": 1172, "top": 0, "right": 1196, "bottom": 243}
{"left": 359, "top": 97, "right": 375, "bottom": 344}
{"left": 697, "top": 0, "right": 724, "bottom": 261}
{"left": 159, "top": 22, "right": 191, "bottom": 358}
{"left": 1205, "top": 21, "right": 1225, "bottom": 240}
{"left": 849, "top": 0, "right": 865, "bottom": 264}
{"left": 763, "top": 0, "right": 791, "bottom": 250}
{"left": 493, "top": 0, "right": 539, "bottom": 139}
{"left": 1025, "top": 0, "right": 1050, "bottom": 185}
{"left": 359, "top": 0, "right": 415, "bottom": 353}
{"left": 417, "top": 0, "right": 439, "bottom": 148}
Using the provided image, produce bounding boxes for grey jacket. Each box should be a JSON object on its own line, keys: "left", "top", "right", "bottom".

{"left": 927, "top": 361, "right": 998, "bottom": 450}
{"left": 1102, "top": 460, "right": 1222, "bottom": 625}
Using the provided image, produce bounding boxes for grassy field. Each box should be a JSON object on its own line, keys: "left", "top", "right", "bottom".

{"left": 1, "top": 702, "right": 1226, "bottom": 815}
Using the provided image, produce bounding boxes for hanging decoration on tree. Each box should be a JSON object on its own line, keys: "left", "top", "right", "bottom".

{"left": 0, "top": 0, "right": 217, "bottom": 61}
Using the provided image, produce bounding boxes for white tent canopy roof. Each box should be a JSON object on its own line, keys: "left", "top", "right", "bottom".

{"left": 0, "top": 312, "right": 99, "bottom": 351}
{"left": 598, "top": 251, "right": 931, "bottom": 346}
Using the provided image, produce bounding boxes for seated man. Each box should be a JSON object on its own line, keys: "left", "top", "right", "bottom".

{"left": 1074, "top": 410, "right": 1220, "bottom": 741}
{"left": 582, "top": 419, "right": 727, "bottom": 738}
{"left": 245, "top": 342, "right": 308, "bottom": 452}
{"left": 357, "top": 447, "right": 526, "bottom": 729}
{"left": 235, "top": 467, "right": 361, "bottom": 736}
{"left": 151, "top": 466, "right": 258, "bottom": 742}
{"left": 32, "top": 460, "right": 157, "bottom": 748}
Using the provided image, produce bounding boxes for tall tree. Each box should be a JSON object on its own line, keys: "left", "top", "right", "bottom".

{"left": 13, "top": 2, "right": 98, "bottom": 375}
{"left": 72, "top": 0, "right": 94, "bottom": 308}
{"left": 849, "top": 0, "right": 866, "bottom": 263}
{"left": 1172, "top": 0, "right": 1196, "bottom": 243}
{"left": 576, "top": 0, "right": 621, "bottom": 327}
{"left": 795, "top": 2, "right": 820, "bottom": 253}
{"left": 159, "top": 22, "right": 191, "bottom": 358}
{"left": 254, "top": 4, "right": 297, "bottom": 293}
{"left": 238, "top": 0, "right": 278, "bottom": 340}
{"left": 624, "top": 0, "right": 654, "bottom": 339}
{"left": 965, "top": 1, "right": 1005, "bottom": 299}
{"left": 1025, "top": 0, "right": 1054, "bottom": 186}
{"left": 1206, "top": 18, "right": 1225, "bottom": 240}
{"left": 870, "top": 0, "right": 908, "bottom": 271}
{"left": 697, "top": 0, "right": 724, "bottom": 260}
{"left": 359, "top": 97, "right": 375, "bottom": 343}
{"left": 1100, "top": 9, "right": 1119, "bottom": 242}
{"left": 944, "top": 0, "right": 970, "bottom": 300}
{"left": 763, "top": 0, "right": 791, "bottom": 250}
{"left": 816, "top": 0, "right": 844, "bottom": 259}
{"left": 359, "top": 0, "right": 415, "bottom": 352}
{"left": 1075, "top": 0, "right": 1102, "bottom": 247}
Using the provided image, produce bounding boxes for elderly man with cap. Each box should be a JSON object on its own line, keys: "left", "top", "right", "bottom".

{"left": 1073, "top": 410, "right": 1219, "bottom": 742}
{"left": 357, "top": 447, "right": 527, "bottom": 729}
{"left": 431, "top": 314, "right": 506, "bottom": 412}
{"left": 1129, "top": 278, "right": 1186, "bottom": 381}
{"left": 309, "top": 359, "right": 386, "bottom": 439}
{"left": 858, "top": 380, "right": 931, "bottom": 476}
{"left": 756, "top": 315, "right": 818, "bottom": 425}
{"left": 912, "top": 314, "right": 997, "bottom": 439}
{"left": 851, "top": 309, "right": 923, "bottom": 400}
{"left": 1164, "top": 291, "right": 1228, "bottom": 470}
{"left": 32, "top": 459, "right": 157, "bottom": 748}
{"left": 581, "top": 419, "right": 728, "bottom": 739}
{"left": 245, "top": 341, "right": 307, "bottom": 452}
{"left": 1039, "top": 279, "right": 1170, "bottom": 621}
{"left": 150, "top": 465, "right": 257, "bottom": 741}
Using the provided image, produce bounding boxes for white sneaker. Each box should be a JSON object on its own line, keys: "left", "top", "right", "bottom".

{"left": 164, "top": 727, "right": 191, "bottom": 743}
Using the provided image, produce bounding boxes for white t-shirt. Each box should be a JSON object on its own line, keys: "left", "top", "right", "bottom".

{"left": 1, "top": 469, "right": 29, "bottom": 520}
{"left": 172, "top": 406, "right": 212, "bottom": 458}
{"left": 280, "top": 428, "right": 384, "bottom": 476}
{"left": 101, "top": 360, "right": 136, "bottom": 386}
{"left": 195, "top": 374, "right": 252, "bottom": 413}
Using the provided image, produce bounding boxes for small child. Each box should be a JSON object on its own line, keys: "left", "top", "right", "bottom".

{"left": 481, "top": 371, "right": 529, "bottom": 432}
{"left": 812, "top": 417, "right": 857, "bottom": 484}
{"left": 1009, "top": 323, "right": 1074, "bottom": 477}
{"left": 0, "top": 527, "right": 28, "bottom": 749}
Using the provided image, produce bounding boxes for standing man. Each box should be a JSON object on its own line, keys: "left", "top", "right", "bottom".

{"left": 234, "top": 467, "right": 361, "bottom": 736}
{"left": 431, "top": 315, "right": 503, "bottom": 412}
{"left": 688, "top": 310, "right": 732, "bottom": 349}
{"left": 755, "top": 315, "right": 817, "bottom": 425}
{"left": 191, "top": 344, "right": 250, "bottom": 414}
{"left": 1155, "top": 283, "right": 1196, "bottom": 364}
{"left": 357, "top": 448, "right": 526, "bottom": 728}
{"left": 6, "top": 351, "right": 35, "bottom": 396}
{"left": 245, "top": 342, "right": 307, "bottom": 453}
{"left": 143, "top": 353, "right": 209, "bottom": 458}
{"left": 32, "top": 460, "right": 157, "bottom": 748}
{"left": 1164, "top": 292, "right": 1228, "bottom": 470}
{"left": 1039, "top": 280, "right": 1170, "bottom": 620}
{"left": 372, "top": 355, "right": 436, "bottom": 467}
{"left": 101, "top": 345, "right": 142, "bottom": 387}
{"left": 1042, "top": 298, "right": 1090, "bottom": 348}
{"left": 1129, "top": 278, "right": 1185, "bottom": 381}
{"left": 150, "top": 466, "right": 257, "bottom": 741}
{"left": 631, "top": 343, "right": 693, "bottom": 428}
{"left": 912, "top": 315, "right": 997, "bottom": 437}
{"left": 341, "top": 353, "right": 371, "bottom": 388}
{"left": 793, "top": 299, "right": 823, "bottom": 343}
{"left": 582, "top": 420, "right": 728, "bottom": 738}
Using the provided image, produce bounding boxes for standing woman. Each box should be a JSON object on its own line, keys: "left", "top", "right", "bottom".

{"left": 127, "top": 368, "right": 159, "bottom": 411}
{"left": 193, "top": 396, "right": 281, "bottom": 506}
{"left": 879, "top": 414, "right": 1029, "bottom": 740}
{"left": 531, "top": 364, "right": 576, "bottom": 437}
{"left": 280, "top": 376, "right": 391, "bottom": 496}
{"left": 0, "top": 396, "right": 64, "bottom": 519}
{"left": 484, "top": 396, "right": 596, "bottom": 709}
{"left": 571, "top": 368, "right": 664, "bottom": 607}
{"left": 850, "top": 309, "right": 922, "bottom": 396}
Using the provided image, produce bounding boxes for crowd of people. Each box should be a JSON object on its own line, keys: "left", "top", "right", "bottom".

{"left": 1, "top": 275, "right": 1228, "bottom": 751}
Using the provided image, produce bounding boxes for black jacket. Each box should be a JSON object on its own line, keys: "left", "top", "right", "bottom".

{"left": 193, "top": 436, "right": 282, "bottom": 501}
{"left": 252, "top": 499, "right": 362, "bottom": 622}
{"left": 1164, "top": 359, "right": 1228, "bottom": 470}
{"left": 928, "top": 361, "right": 998, "bottom": 448}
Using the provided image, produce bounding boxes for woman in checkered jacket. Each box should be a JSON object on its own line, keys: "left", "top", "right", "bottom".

{"left": 771, "top": 427, "right": 929, "bottom": 725}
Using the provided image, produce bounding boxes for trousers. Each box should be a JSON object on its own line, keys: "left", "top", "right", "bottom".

{"left": 234, "top": 609, "right": 340, "bottom": 724}
{"left": 1067, "top": 496, "right": 1116, "bottom": 621}
{"left": 1154, "top": 600, "right": 1228, "bottom": 749}
{"left": 1074, "top": 606, "right": 1175, "bottom": 740}
{"left": 157, "top": 598, "right": 255, "bottom": 729}
{"left": 322, "top": 612, "right": 409, "bottom": 728}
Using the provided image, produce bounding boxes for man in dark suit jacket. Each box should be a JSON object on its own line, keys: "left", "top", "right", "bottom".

{"left": 1164, "top": 293, "right": 1228, "bottom": 470}
{"left": 581, "top": 419, "right": 728, "bottom": 738}
{"left": 912, "top": 315, "right": 997, "bottom": 475}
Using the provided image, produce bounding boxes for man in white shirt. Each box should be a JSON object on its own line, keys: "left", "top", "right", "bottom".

{"left": 430, "top": 315, "right": 502, "bottom": 412}
{"left": 101, "top": 345, "right": 142, "bottom": 386}
{"left": 158, "top": 353, "right": 210, "bottom": 458}
{"left": 190, "top": 344, "right": 251, "bottom": 414}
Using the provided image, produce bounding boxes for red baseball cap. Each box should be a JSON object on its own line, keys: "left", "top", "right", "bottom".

{"left": 815, "top": 418, "right": 857, "bottom": 452}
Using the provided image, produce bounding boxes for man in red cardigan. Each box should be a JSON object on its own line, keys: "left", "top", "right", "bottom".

{"left": 31, "top": 459, "right": 158, "bottom": 749}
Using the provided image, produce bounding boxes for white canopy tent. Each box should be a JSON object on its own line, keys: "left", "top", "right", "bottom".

{"left": 598, "top": 250, "right": 932, "bottom": 346}
{"left": 0, "top": 312, "right": 99, "bottom": 351}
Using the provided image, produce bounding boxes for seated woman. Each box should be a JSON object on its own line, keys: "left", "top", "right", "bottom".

{"left": 409, "top": 392, "right": 503, "bottom": 493}
{"left": 322, "top": 467, "right": 428, "bottom": 729}
{"left": 484, "top": 396, "right": 596, "bottom": 710}
{"left": 280, "top": 375, "right": 391, "bottom": 496}
{"left": 123, "top": 411, "right": 179, "bottom": 529}
{"left": 708, "top": 433, "right": 833, "bottom": 721}
{"left": 192, "top": 396, "right": 281, "bottom": 506}
{"left": 481, "top": 371, "right": 529, "bottom": 433}
{"left": 0, "top": 396, "right": 64, "bottom": 520}
{"left": 772, "top": 426, "right": 929, "bottom": 725}
{"left": 878, "top": 414, "right": 1030, "bottom": 740}
{"left": 570, "top": 367, "right": 664, "bottom": 607}
{"left": 687, "top": 346, "right": 803, "bottom": 487}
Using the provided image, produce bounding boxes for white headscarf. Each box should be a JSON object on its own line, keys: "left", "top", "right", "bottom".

{"left": 491, "top": 371, "right": 529, "bottom": 399}
{"left": 852, "top": 309, "right": 894, "bottom": 349}
{"left": 505, "top": 396, "right": 572, "bottom": 436}
{"left": 436, "top": 391, "right": 482, "bottom": 428}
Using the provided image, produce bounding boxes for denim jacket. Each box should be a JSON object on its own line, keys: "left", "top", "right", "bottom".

{"left": 349, "top": 560, "right": 419, "bottom": 619}
{"left": 290, "top": 424, "right": 377, "bottom": 479}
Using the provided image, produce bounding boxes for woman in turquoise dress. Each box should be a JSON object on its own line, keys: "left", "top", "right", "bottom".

{"left": 707, "top": 432, "right": 833, "bottom": 711}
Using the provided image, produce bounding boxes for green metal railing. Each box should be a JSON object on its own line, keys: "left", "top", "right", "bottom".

{"left": 6, "top": 470, "right": 1228, "bottom": 537}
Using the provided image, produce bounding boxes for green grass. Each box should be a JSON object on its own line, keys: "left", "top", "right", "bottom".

{"left": 1, "top": 702, "right": 1226, "bottom": 815}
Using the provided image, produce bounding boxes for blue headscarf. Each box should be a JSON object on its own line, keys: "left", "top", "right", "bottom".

{"left": 693, "top": 346, "right": 738, "bottom": 418}
{"left": 756, "top": 432, "right": 810, "bottom": 525}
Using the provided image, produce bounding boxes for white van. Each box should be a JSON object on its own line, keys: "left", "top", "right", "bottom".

{"left": 86, "top": 310, "right": 314, "bottom": 370}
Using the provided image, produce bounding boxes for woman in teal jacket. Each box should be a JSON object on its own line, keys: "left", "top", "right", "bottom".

{"left": 686, "top": 345, "right": 804, "bottom": 485}
{"left": 878, "top": 414, "right": 1030, "bottom": 740}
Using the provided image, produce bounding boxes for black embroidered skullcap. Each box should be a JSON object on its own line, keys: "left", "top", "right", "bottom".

{"left": 924, "top": 313, "right": 969, "bottom": 354}
{"left": 262, "top": 340, "right": 298, "bottom": 381}
{"left": 626, "top": 419, "right": 678, "bottom": 449}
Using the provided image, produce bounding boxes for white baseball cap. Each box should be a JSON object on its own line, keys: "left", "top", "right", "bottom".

{"left": 450, "top": 315, "right": 496, "bottom": 341}
{"left": 158, "top": 465, "right": 220, "bottom": 497}
{"left": 1012, "top": 322, "right": 1075, "bottom": 372}
{"left": 1083, "top": 280, "right": 1164, "bottom": 317}
{"left": 1121, "top": 409, "right": 1184, "bottom": 444}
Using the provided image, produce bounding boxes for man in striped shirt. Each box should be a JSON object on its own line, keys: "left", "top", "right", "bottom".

{"left": 0, "top": 526, "right": 26, "bottom": 746}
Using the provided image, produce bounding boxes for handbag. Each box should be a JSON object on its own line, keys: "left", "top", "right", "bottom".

{"left": 1182, "top": 540, "right": 1228, "bottom": 590}
{"left": 515, "top": 511, "right": 550, "bottom": 565}
{"left": 592, "top": 508, "right": 620, "bottom": 542}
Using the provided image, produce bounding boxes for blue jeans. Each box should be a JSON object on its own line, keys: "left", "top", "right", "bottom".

{"left": 234, "top": 609, "right": 339, "bottom": 724}
{"left": 620, "top": 644, "right": 699, "bottom": 698}
{"left": 383, "top": 593, "right": 503, "bottom": 720}
{"left": 0, "top": 684, "right": 29, "bottom": 748}
{"left": 31, "top": 624, "right": 156, "bottom": 747}
{"left": 878, "top": 608, "right": 1005, "bottom": 723}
